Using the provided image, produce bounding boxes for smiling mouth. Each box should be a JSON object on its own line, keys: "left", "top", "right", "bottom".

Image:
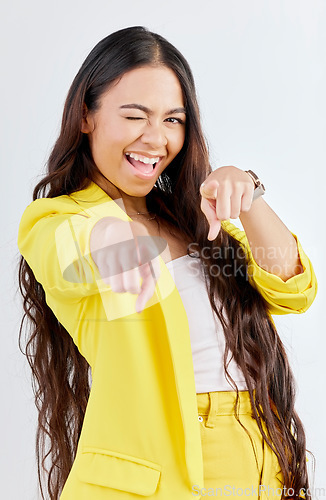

{"left": 125, "top": 154, "right": 160, "bottom": 172}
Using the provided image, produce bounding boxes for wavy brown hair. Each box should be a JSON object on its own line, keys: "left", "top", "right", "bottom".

{"left": 18, "top": 26, "right": 312, "bottom": 499}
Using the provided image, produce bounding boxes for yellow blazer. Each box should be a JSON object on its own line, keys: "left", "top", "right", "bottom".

{"left": 17, "top": 180, "right": 318, "bottom": 499}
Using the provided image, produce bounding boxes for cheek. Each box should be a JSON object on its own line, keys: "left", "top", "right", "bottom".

{"left": 101, "top": 122, "right": 126, "bottom": 145}
{"left": 169, "top": 129, "right": 186, "bottom": 156}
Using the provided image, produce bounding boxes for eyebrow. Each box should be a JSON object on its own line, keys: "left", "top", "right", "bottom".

{"left": 119, "top": 103, "right": 187, "bottom": 115}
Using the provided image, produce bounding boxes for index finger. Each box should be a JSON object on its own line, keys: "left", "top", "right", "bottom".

{"left": 135, "top": 257, "right": 161, "bottom": 314}
{"left": 200, "top": 184, "right": 222, "bottom": 241}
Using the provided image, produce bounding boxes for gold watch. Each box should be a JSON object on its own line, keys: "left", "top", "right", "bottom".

{"left": 245, "top": 170, "right": 266, "bottom": 201}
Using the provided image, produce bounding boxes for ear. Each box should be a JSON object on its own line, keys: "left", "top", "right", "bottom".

{"left": 81, "top": 103, "right": 94, "bottom": 133}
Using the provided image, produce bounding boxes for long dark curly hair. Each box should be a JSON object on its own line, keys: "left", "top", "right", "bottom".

{"left": 17, "top": 26, "right": 312, "bottom": 499}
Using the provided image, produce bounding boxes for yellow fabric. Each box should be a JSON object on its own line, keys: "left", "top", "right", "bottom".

{"left": 221, "top": 219, "right": 317, "bottom": 315}
{"left": 17, "top": 180, "right": 318, "bottom": 499}
{"left": 196, "top": 391, "right": 283, "bottom": 499}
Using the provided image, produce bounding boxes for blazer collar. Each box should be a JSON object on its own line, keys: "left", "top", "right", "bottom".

{"left": 69, "top": 179, "right": 113, "bottom": 204}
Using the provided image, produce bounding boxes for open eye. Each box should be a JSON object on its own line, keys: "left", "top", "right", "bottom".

{"left": 165, "top": 117, "right": 185, "bottom": 124}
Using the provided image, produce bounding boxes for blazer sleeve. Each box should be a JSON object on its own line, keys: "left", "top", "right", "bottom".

{"left": 17, "top": 196, "right": 121, "bottom": 300}
{"left": 221, "top": 219, "right": 318, "bottom": 315}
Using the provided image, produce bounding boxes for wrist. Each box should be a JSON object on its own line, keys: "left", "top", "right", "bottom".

{"left": 244, "top": 170, "right": 266, "bottom": 201}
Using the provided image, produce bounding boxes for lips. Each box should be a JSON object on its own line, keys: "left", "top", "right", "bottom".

{"left": 125, "top": 154, "right": 156, "bottom": 172}
{"left": 124, "top": 154, "right": 162, "bottom": 179}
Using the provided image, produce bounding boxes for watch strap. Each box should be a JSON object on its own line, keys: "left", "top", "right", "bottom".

{"left": 245, "top": 170, "right": 266, "bottom": 201}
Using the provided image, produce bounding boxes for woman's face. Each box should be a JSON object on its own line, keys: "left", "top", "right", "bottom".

{"left": 81, "top": 65, "right": 186, "bottom": 198}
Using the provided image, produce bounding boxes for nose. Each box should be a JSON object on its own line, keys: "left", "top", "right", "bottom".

{"left": 140, "top": 120, "right": 168, "bottom": 149}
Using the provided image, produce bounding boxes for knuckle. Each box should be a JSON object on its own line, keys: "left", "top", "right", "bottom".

{"left": 246, "top": 182, "right": 255, "bottom": 193}
{"left": 223, "top": 178, "right": 232, "bottom": 188}
{"left": 111, "top": 285, "right": 125, "bottom": 293}
{"left": 110, "top": 275, "right": 124, "bottom": 293}
{"left": 216, "top": 209, "right": 227, "bottom": 220}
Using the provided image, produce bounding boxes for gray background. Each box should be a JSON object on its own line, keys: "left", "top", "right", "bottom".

{"left": 1, "top": 0, "right": 325, "bottom": 497}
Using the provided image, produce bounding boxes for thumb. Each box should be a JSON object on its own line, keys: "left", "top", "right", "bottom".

{"left": 200, "top": 179, "right": 219, "bottom": 200}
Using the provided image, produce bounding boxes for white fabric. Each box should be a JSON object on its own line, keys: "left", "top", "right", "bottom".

{"left": 165, "top": 253, "right": 248, "bottom": 393}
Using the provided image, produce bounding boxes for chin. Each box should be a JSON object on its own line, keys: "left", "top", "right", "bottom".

{"left": 123, "top": 186, "right": 154, "bottom": 197}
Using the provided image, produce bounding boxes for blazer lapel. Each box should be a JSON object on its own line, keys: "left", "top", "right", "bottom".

{"left": 69, "top": 179, "right": 205, "bottom": 489}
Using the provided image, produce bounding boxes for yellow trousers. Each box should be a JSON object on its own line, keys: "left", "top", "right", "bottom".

{"left": 195, "top": 391, "right": 284, "bottom": 499}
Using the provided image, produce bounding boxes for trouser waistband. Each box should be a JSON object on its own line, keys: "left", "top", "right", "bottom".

{"left": 196, "top": 391, "right": 253, "bottom": 428}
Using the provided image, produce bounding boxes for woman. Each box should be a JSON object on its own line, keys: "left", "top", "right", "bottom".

{"left": 17, "top": 26, "right": 317, "bottom": 500}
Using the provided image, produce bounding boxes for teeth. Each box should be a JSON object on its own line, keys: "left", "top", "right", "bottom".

{"left": 126, "top": 153, "right": 160, "bottom": 165}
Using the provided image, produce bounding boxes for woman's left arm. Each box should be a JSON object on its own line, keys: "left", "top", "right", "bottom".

{"left": 238, "top": 196, "right": 303, "bottom": 281}
{"left": 200, "top": 166, "right": 318, "bottom": 314}
{"left": 200, "top": 165, "right": 302, "bottom": 281}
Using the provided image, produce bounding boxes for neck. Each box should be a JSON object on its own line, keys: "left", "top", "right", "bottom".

{"left": 122, "top": 198, "right": 149, "bottom": 215}
{"left": 92, "top": 174, "right": 151, "bottom": 215}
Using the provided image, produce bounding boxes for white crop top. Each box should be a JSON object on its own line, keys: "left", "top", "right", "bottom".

{"left": 165, "top": 253, "right": 248, "bottom": 394}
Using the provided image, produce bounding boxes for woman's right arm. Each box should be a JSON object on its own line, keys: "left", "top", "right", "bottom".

{"left": 17, "top": 197, "right": 160, "bottom": 312}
